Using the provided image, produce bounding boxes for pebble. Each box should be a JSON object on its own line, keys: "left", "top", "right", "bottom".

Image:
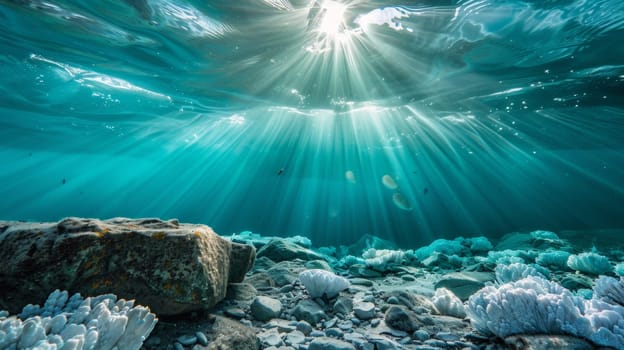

{"left": 362, "top": 294, "right": 376, "bottom": 303}
{"left": 387, "top": 296, "right": 400, "bottom": 304}
{"left": 293, "top": 299, "right": 327, "bottom": 325}
{"left": 173, "top": 342, "right": 184, "bottom": 350}
{"left": 334, "top": 297, "right": 353, "bottom": 315}
{"left": 195, "top": 331, "right": 208, "bottom": 346}
{"left": 436, "top": 332, "right": 460, "bottom": 342}
{"left": 296, "top": 321, "right": 313, "bottom": 335}
{"left": 350, "top": 278, "right": 374, "bottom": 287}
{"left": 369, "top": 336, "right": 402, "bottom": 350}
{"left": 324, "top": 317, "right": 338, "bottom": 328}
{"left": 263, "top": 332, "right": 284, "bottom": 347}
{"left": 251, "top": 296, "right": 283, "bottom": 321}
{"left": 384, "top": 306, "right": 420, "bottom": 332}
{"left": 413, "top": 329, "right": 430, "bottom": 341}
{"left": 425, "top": 339, "right": 449, "bottom": 348}
{"left": 338, "top": 320, "right": 353, "bottom": 330}
{"left": 285, "top": 330, "right": 306, "bottom": 345}
{"left": 325, "top": 327, "right": 344, "bottom": 338}
{"left": 177, "top": 334, "right": 197, "bottom": 346}
{"left": 308, "top": 336, "right": 356, "bottom": 350}
{"left": 224, "top": 307, "right": 246, "bottom": 319}
{"left": 310, "top": 330, "right": 325, "bottom": 337}
{"left": 354, "top": 302, "right": 376, "bottom": 320}
{"left": 370, "top": 318, "right": 380, "bottom": 327}
{"left": 280, "top": 284, "right": 295, "bottom": 293}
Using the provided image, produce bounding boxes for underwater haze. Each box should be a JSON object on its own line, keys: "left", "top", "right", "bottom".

{"left": 1, "top": 0, "right": 623, "bottom": 247}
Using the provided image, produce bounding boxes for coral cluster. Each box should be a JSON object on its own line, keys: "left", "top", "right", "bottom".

{"left": 0, "top": 290, "right": 157, "bottom": 350}
{"left": 467, "top": 276, "right": 624, "bottom": 348}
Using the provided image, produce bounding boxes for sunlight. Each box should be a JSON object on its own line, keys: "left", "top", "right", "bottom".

{"left": 318, "top": 0, "right": 347, "bottom": 35}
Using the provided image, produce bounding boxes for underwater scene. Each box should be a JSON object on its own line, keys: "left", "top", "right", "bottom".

{"left": 1, "top": 0, "right": 624, "bottom": 349}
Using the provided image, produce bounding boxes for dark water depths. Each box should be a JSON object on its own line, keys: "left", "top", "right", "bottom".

{"left": 1, "top": 0, "right": 623, "bottom": 247}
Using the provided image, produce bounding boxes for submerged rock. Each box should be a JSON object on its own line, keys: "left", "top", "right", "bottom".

{"left": 504, "top": 334, "right": 596, "bottom": 350}
{"left": 293, "top": 299, "right": 327, "bottom": 325}
{"left": 434, "top": 271, "right": 495, "bottom": 301}
{"left": 250, "top": 296, "right": 282, "bottom": 321}
{"left": 257, "top": 238, "right": 324, "bottom": 262}
{"left": 384, "top": 305, "right": 421, "bottom": 332}
{"left": 0, "top": 217, "right": 255, "bottom": 315}
{"left": 205, "top": 316, "right": 259, "bottom": 350}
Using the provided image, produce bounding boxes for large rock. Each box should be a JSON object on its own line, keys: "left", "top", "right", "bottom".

{"left": 0, "top": 217, "right": 255, "bottom": 316}
{"left": 256, "top": 238, "right": 323, "bottom": 262}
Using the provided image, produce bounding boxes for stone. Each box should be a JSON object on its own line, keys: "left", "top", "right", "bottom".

{"left": 305, "top": 259, "right": 333, "bottom": 271}
{"left": 325, "top": 327, "right": 344, "bottom": 338}
{"left": 205, "top": 316, "right": 259, "bottom": 350}
{"left": 226, "top": 283, "right": 258, "bottom": 303}
{"left": 258, "top": 329, "right": 283, "bottom": 347}
{"left": 296, "top": 321, "right": 313, "bottom": 335}
{"left": 413, "top": 329, "right": 430, "bottom": 341}
{"left": 382, "top": 290, "right": 437, "bottom": 313}
{"left": 435, "top": 331, "right": 460, "bottom": 342}
{"left": 384, "top": 306, "right": 420, "bottom": 333}
{"left": 349, "top": 279, "right": 373, "bottom": 288}
{"left": 293, "top": 299, "right": 327, "bottom": 325}
{"left": 229, "top": 242, "right": 256, "bottom": 283}
{"left": 434, "top": 271, "right": 495, "bottom": 301}
{"left": 178, "top": 334, "right": 198, "bottom": 346}
{"left": 267, "top": 262, "right": 304, "bottom": 287}
{"left": 0, "top": 218, "right": 256, "bottom": 316}
{"left": 253, "top": 256, "right": 277, "bottom": 271}
{"left": 334, "top": 296, "right": 353, "bottom": 315}
{"left": 257, "top": 238, "right": 324, "bottom": 262}
{"left": 504, "top": 334, "right": 595, "bottom": 349}
{"left": 308, "top": 337, "right": 356, "bottom": 350}
{"left": 196, "top": 331, "right": 208, "bottom": 346}
{"left": 245, "top": 272, "right": 276, "bottom": 290}
{"left": 354, "top": 301, "right": 376, "bottom": 320}
{"left": 285, "top": 330, "right": 306, "bottom": 346}
{"left": 266, "top": 319, "right": 297, "bottom": 333}
{"left": 224, "top": 307, "right": 247, "bottom": 319}
{"left": 250, "top": 296, "right": 282, "bottom": 321}
{"left": 369, "top": 336, "right": 402, "bottom": 350}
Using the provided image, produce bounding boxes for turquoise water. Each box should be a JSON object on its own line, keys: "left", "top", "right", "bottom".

{"left": 1, "top": 0, "right": 623, "bottom": 247}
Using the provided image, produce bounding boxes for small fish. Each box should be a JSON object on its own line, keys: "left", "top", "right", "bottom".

{"left": 277, "top": 168, "right": 284, "bottom": 176}
{"left": 423, "top": 187, "right": 428, "bottom": 195}
{"left": 62, "top": 178, "right": 66, "bottom": 185}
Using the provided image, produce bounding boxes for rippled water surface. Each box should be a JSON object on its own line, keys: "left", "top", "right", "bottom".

{"left": 1, "top": 0, "right": 623, "bottom": 246}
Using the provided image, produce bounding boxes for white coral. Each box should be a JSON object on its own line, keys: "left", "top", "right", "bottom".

{"left": 466, "top": 276, "right": 592, "bottom": 338}
{"left": 432, "top": 288, "right": 466, "bottom": 318}
{"left": 495, "top": 263, "right": 545, "bottom": 284}
{"left": 594, "top": 276, "right": 624, "bottom": 306}
{"left": 567, "top": 252, "right": 613, "bottom": 275}
{"left": 0, "top": 290, "right": 156, "bottom": 350}
{"left": 299, "top": 269, "right": 350, "bottom": 299}
{"left": 467, "top": 275, "right": 624, "bottom": 349}
{"left": 362, "top": 248, "right": 404, "bottom": 269}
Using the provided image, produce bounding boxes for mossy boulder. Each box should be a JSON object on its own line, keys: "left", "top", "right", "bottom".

{"left": 0, "top": 217, "right": 255, "bottom": 316}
